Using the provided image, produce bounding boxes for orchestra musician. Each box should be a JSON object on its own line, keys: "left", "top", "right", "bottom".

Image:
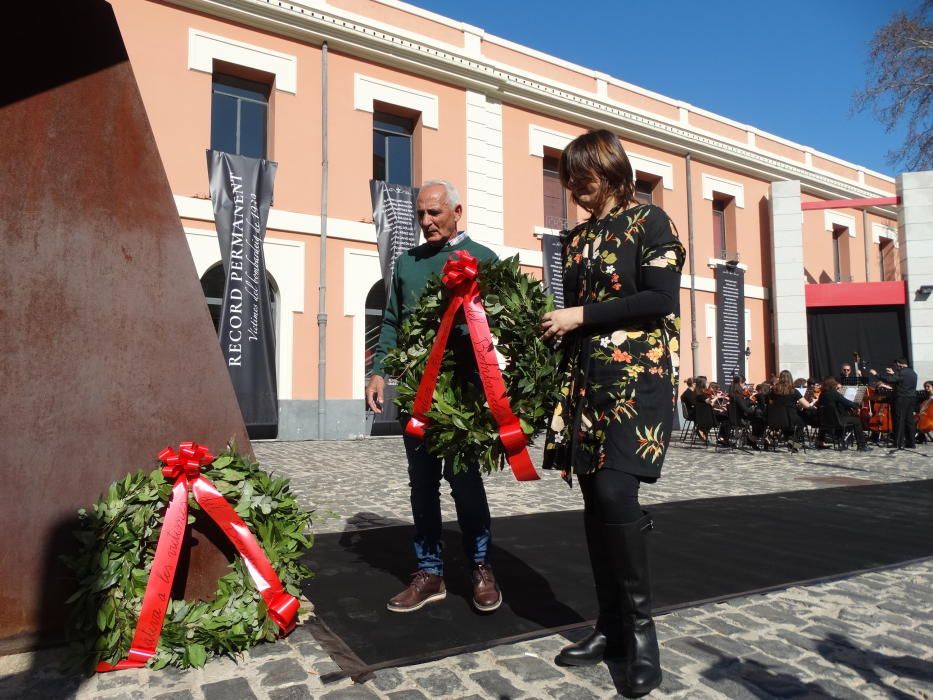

{"left": 819, "top": 377, "right": 870, "bottom": 451}
{"left": 729, "top": 375, "right": 765, "bottom": 445}
{"left": 875, "top": 359, "right": 918, "bottom": 450}
{"left": 768, "top": 370, "right": 806, "bottom": 452}
{"left": 694, "top": 376, "right": 729, "bottom": 444}
{"left": 839, "top": 361, "right": 859, "bottom": 387}
{"left": 754, "top": 382, "right": 772, "bottom": 414}
{"left": 680, "top": 377, "right": 696, "bottom": 420}
{"left": 917, "top": 380, "right": 933, "bottom": 443}
{"left": 796, "top": 379, "right": 822, "bottom": 437}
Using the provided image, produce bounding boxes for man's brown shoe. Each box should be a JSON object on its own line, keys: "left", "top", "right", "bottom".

{"left": 472, "top": 563, "right": 502, "bottom": 612}
{"left": 386, "top": 570, "right": 446, "bottom": 613}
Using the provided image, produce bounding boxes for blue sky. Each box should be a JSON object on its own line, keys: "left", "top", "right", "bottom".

{"left": 409, "top": 0, "right": 916, "bottom": 177}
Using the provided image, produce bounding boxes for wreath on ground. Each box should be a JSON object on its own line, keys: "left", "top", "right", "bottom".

{"left": 383, "top": 255, "right": 563, "bottom": 474}
{"left": 63, "top": 443, "right": 314, "bottom": 671}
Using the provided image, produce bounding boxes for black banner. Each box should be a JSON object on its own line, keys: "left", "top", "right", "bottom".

{"left": 541, "top": 233, "right": 565, "bottom": 310}
{"left": 715, "top": 264, "right": 745, "bottom": 386}
{"left": 370, "top": 180, "right": 420, "bottom": 296}
{"left": 369, "top": 180, "right": 420, "bottom": 435}
{"left": 207, "top": 150, "right": 278, "bottom": 439}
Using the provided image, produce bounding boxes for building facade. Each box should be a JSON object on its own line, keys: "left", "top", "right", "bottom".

{"left": 109, "top": 0, "right": 931, "bottom": 439}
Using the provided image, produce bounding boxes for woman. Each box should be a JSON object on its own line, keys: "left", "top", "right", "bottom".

{"left": 729, "top": 375, "right": 763, "bottom": 445}
{"left": 540, "top": 129, "right": 684, "bottom": 696}
{"left": 917, "top": 380, "right": 933, "bottom": 443}
{"left": 819, "top": 376, "right": 870, "bottom": 450}
{"left": 693, "top": 376, "right": 720, "bottom": 444}
{"left": 768, "top": 370, "right": 806, "bottom": 451}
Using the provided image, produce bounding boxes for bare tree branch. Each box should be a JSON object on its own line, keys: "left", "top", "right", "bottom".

{"left": 853, "top": 0, "right": 933, "bottom": 171}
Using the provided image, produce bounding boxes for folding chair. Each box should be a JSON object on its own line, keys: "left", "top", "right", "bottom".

{"left": 679, "top": 400, "right": 695, "bottom": 442}
{"left": 717, "top": 401, "right": 754, "bottom": 452}
{"left": 764, "top": 404, "right": 805, "bottom": 453}
{"left": 818, "top": 404, "right": 855, "bottom": 450}
{"left": 692, "top": 401, "right": 719, "bottom": 448}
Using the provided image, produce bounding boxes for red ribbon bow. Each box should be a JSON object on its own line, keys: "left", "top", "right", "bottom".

{"left": 441, "top": 251, "right": 478, "bottom": 288}
{"left": 406, "top": 251, "right": 539, "bottom": 481}
{"left": 159, "top": 441, "right": 213, "bottom": 480}
{"left": 96, "top": 442, "right": 300, "bottom": 672}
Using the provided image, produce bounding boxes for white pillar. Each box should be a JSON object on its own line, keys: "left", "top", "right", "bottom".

{"left": 897, "top": 171, "right": 933, "bottom": 381}
{"left": 769, "top": 180, "right": 809, "bottom": 379}
{"left": 465, "top": 90, "right": 504, "bottom": 245}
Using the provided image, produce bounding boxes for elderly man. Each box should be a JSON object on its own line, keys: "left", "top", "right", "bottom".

{"left": 366, "top": 179, "right": 502, "bottom": 613}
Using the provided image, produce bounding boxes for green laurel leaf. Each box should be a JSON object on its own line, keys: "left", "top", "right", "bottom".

{"left": 61, "top": 444, "right": 314, "bottom": 671}
{"left": 383, "top": 256, "right": 562, "bottom": 474}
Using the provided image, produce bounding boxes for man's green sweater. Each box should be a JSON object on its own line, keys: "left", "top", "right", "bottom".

{"left": 371, "top": 234, "right": 498, "bottom": 376}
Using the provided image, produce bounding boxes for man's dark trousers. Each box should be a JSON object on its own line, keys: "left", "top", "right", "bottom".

{"left": 893, "top": 398, "right": 917, "bottom": 448}
{"left": 403, "top": 434, "right": 491, "bottom": 575}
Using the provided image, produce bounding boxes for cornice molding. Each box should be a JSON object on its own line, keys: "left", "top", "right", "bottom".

{"left": 166, "top": 0, "right": 897, "bottom": 217}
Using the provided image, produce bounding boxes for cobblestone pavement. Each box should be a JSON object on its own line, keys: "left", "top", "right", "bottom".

{"left": 2, "top": 440, "right": 931, "bottom": 699}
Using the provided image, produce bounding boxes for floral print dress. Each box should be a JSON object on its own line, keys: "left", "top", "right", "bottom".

{"left": 543, "top": 203, "right": 685, "bottom": 481}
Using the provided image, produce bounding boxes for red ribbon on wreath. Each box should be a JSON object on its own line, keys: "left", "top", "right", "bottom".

{"left": 405, "top": 251, "right": 539, "bottom": 481}
{"left": 96, "top": 442, "right": 300, "bottom": 672}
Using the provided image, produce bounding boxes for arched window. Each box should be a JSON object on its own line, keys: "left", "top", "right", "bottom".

{"left": 200, "top": 263, "right": 278, "bottom": 335}
{"left": 364, "top": 281, "right": 386, "bottom": 379}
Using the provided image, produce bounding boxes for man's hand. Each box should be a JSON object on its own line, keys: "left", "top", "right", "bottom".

{"left": 366, "top": 374, "right": 386, "bottom": 414}
{"left": 541, "top": 306, "right": 584, "bottom": 341}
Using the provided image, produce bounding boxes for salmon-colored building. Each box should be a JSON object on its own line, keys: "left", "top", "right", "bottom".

{"left": 109, "top": 0, "right": 933, "bottom": 439}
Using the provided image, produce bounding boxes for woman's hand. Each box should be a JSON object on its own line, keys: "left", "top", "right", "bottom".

{"left": 541, "top": 306, "right": 584, "bottom": 341}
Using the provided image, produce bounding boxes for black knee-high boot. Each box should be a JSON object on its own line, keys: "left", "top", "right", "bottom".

{"left": 556, "top": 512, "right": 622, "bottom": 666}
{"left": 605, "top": 513, "right": 661, "bottom": 697}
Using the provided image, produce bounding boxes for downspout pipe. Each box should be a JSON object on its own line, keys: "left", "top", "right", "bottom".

{"left": 685, "top": 153, "right": 699, "bottom": 377}
{"left": 862, "top": 208, "right": 871, "bottom": 282}
{"left": 318, "top": 41, "right": 328, "bottom": 439}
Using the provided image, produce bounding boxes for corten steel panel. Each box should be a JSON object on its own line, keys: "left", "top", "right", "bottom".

{"left": 0, "top": 2, "right": 252, "bottom": 649}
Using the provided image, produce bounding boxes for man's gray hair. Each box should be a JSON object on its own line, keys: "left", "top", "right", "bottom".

{"left": 421, "top": 179, "right": 461, "bottom": 207}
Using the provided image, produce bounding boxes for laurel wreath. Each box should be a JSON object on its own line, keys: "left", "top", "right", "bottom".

{"left": 62, "top": 444, "right": 314, "bottom": 670}
{"left": 383, "top": 256, "right": 563, "bottom": 474}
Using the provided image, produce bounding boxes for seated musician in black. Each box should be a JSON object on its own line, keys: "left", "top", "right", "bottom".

{"left": 839, "top": 362, "right": 859, "bottom": 387}
{"left": 820, "top": 377, "right": 870, "bottom": 451}
{"left": 728, "top": 375, "right": 764, "bottom": 444}
{"left": 680, "top": 377, "right": 696, "bottom": 419}
{"left": 694, "top": 376, "right": 728, "bottom": 443}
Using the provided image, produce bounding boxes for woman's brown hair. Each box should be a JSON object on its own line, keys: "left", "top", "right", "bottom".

{"left": 559, "top": 129, "right": 635, "bottom": 217}
{"left": 772, "top": 369, "right": 796, "bottom": 396}
{"left": 821, "top": 376, "right": 840, "bottom": 394}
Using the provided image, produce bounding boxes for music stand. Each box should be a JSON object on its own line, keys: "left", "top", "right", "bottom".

{"left": 844, "top": 385, "right": 868, "bottom": 404}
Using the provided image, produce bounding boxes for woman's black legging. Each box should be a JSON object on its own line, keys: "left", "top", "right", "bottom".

{"left": 577, "top": 469, "right": 643, "bottom": 524}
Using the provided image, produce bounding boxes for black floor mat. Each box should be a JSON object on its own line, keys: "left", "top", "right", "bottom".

{"left": 301, "top": 480, "right": 933, "bottom": 677}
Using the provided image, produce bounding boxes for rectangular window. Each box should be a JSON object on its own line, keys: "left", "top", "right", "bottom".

{"left": 211, "top": 73, "right": 270, "bottom": 159}
{"left": 634, "top": 179, "right": 654, "bottom": 205}
{"left": 712, "top": 199, "right": 727, "bottom": 259}
{"left": 711, "top": 194, "right": 738, "bottom": 262}
{"left": 373, "top": 111, "right": 414, "bottom": 186}
{"left": 832, "top": 226, "right": 851, "bottom": 282}
{"left": 543, "top": 154, "right": 568, "bottom": 229}
{"left": 879, "top": 239, "right": 894, "bottom": 281}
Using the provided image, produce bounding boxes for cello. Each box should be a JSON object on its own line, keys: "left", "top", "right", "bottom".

{"left": 917, "top": 388, "right": 933, "bottom": 435}
{"left": 866, "top": 386, "right": 893, "bottom": 436}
